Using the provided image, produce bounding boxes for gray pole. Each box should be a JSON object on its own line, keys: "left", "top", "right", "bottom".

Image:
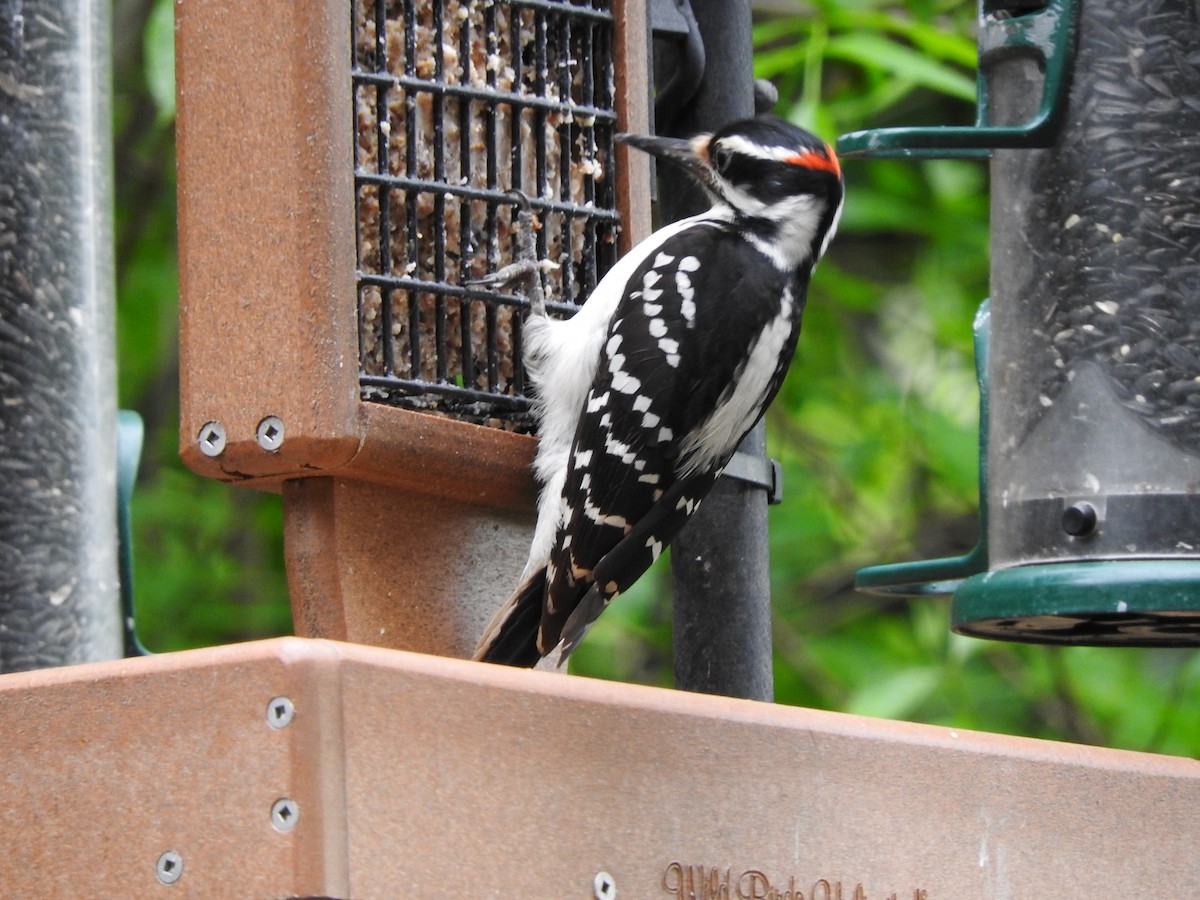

{"left": 656, "top": 0, "right": 774, "bottom": 701}
{"left": 0, "top": 0, "right": 121, "bottom": 670}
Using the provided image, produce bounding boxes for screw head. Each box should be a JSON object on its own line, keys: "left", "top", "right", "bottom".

{"left": 271, "top": 797, "right": 299, "bottom": 832}
{"left": 266, "top": 696, "right": 294, "bottom": 729}
{"left": 256, "top": 416, "right": 285, "bottom": 452}
{"left": 593, "top": 871, "right": 617, "bottom": 900}
{"left": 1062, "top": 501, "right": 1098, "bottom": 537}
{"left": 197, "top": 421, "right": 226, "bottom": 457}
{"left": 156, "top": 850, "right": 183, "bottom": 885}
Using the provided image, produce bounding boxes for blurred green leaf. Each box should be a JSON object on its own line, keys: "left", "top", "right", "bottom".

{"left": 823, "top": 34, "right": 975, "bottom": 101}
{"left": 144, "top": 0, "right": 176, "bottom": 127}
{"left": 846, "top": 666, "right": 942, "bottom": 719}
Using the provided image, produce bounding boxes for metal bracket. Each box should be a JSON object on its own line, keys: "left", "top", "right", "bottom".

{"left": 722, "top": 451, "right": 783, "bottom": 506}
{"left": 837, "top": 0, "right": 1080, "bottom": 159}
{"left": 118, "top": 409, "right": 148, "bottom": 656}
{"left": 856, "top": 301, "right": 991, "bottom": 596}
{"left": 649, "top": 0, "right": 705, "bottom": 135}
{"left": 649, "top": 0, "right": 693, "bottom": 37}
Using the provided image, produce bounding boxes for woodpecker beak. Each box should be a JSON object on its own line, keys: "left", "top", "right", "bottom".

{"left": 616, "top": 131, "right": 713, "bottom": 187}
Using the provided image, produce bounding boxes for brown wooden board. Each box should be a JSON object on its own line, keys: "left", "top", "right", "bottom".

{"left": 282, "top": 477, "right": 533, "bottom": 657}
{"left": 176, "top": 0, "right": 362, "bottom": 484}
{"left": 2, "top": 638, "right": 1197, "bottom": 897}
{"left": 613, "top": 0, "right": 653, "bottom": 254}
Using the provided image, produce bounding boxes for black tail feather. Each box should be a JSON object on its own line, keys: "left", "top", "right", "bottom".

{"left": 473, "top": 568, "right": 547, "bottom": 667}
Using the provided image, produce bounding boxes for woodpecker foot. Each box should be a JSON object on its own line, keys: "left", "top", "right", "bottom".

{"left": 466, "top": 258, "right": 540, "bottom": 288}
{"left": 466, "top": 190, "right": 547, "bottom": 317}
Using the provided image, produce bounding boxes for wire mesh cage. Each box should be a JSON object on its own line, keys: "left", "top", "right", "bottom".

{"left": 352, "top": 0, "right": 622, "bottom": 431}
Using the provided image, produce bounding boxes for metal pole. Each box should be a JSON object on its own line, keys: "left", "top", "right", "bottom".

{"left": 0, "top": 0, "right": 121, "bottom": 670}
{"left": 655, "top": 0, "right": 773, "bottom": 700}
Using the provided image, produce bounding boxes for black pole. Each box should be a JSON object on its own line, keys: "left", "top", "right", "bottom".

{"left": 654, "top": 0, "right": 774, "bottom": 701}
{"left": 0, "top": 0, "right": 121, "bottom": 671}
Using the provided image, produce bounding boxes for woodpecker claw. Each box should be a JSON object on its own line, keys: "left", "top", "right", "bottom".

{"left": 465, "top": 259, "right": 539, "bottom": 288}
{"left": 505, "top": 188, "right": 534, "bottom": 212}
{"left": 467, "top": 190, "right": 546, "bottom": 316}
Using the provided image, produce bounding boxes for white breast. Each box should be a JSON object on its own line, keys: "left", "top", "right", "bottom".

{"left": 675, "top": 285, "right": 796, "bottom": 478}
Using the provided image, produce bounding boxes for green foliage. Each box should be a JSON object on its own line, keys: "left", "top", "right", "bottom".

{"left": 130, "top": 470, "right": 291, "bottom": 652}
{"left": 754, "top": 0, "right": 979, "bottom": 137}
{"left": 143, "top": 0, "right": 176, "bottom": 127}
{"left": 114, "top": 0, "right": 1200, "bottom": 758}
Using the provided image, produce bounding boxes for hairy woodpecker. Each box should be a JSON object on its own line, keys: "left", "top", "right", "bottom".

{"left": 473, "top": 115, "right": 844, "bottom": 667}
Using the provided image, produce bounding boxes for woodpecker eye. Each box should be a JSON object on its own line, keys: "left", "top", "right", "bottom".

{"left": 712, "top": 144, "right": 733, "bottom": 175}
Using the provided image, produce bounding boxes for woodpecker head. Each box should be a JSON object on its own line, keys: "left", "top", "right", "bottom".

{"left": 618, "top": 115, "right": 844, "bottom": 270}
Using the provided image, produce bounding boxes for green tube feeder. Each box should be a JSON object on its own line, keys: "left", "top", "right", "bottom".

{"left": 848, "top": 0, "right": 1200, "bottom": 646}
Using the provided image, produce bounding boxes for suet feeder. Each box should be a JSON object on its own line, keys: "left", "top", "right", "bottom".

{"left": 844, "top": 0, "right": 1200, "bottom": 645}
{"left": 175, "top": 0, "right": 650, "bottom": 656}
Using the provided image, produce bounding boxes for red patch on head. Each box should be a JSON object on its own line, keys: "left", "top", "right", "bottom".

{"left": 784, "top": 145, "right": 841, "bottom": 179}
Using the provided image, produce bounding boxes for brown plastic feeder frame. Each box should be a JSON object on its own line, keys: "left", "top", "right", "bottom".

{"left": 176, "top": 0, "right": 651, "bottom": 657}
{"left": 3, "top": 638, "right": 1200, "bottom": 895}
